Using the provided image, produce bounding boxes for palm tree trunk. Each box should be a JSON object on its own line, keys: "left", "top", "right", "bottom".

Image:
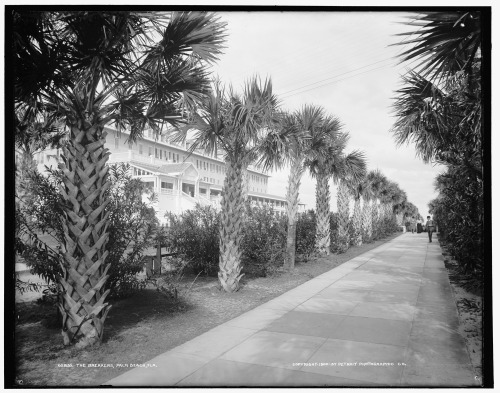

{"left": 352, "top": 197, "right": 362, "bottom": 246}
{"left": 284, "top": 158, "right": 304, "bottom": 270}
{"left": 218, "top": 156, "right": 245, "bottom": 292}
{"left": 336, "top": 181, "right": 350, "bottom": 252}
{"left": 371, "top": 201, "right": 379, "bottom": 240}
{"left": 315, "top": 173, "right": 331, "bottom": 255}
{"left": 362, "top": 199, "right": 372, "bottom": 243}
{"left": 381, "top": 203, "right": 391, "bottom": 236}
{"left": 58, "top": 119, "right": 112, "bottom": 349}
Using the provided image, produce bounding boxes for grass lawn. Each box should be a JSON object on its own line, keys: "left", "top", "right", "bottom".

{"left": 14, "top": 233, "right": 401, "bottom": 387}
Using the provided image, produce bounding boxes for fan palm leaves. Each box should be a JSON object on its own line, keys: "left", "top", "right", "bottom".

{"left": 395, "top": 11, "right": 482, "bottom": 81}
{"left": 392, "top": 11, "right": 483, "bottom": 177}
{"left": 13, "top": 10, "right": 226, "bottom": 347}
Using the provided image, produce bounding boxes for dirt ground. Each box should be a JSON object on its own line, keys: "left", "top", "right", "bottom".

{"left": 440, "top": 240, "right": 483, "bottom": 381}
{"left": 13, "top": 234, "right": 401, "bottom": 387}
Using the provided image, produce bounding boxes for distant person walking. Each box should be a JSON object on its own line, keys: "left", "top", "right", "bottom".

{"left": 410, "top": 217, "right": 417, "bottom": 233}
{"left": 425, "top": 216, "right": 435, "bottom": 242}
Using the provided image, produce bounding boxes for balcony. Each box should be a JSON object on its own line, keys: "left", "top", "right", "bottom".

{"left": 160, "top": 189, "right": 179, "bottom": 196}
{"left": 108, "top": 151, "right": 177, "bottom": 167}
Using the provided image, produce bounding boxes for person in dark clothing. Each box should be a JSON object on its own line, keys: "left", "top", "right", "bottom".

{"left": 417, "top": 222, "right": 423, "bottom": 233}
{"left": 425, "top": 216, "right": 435, "bottom": 242}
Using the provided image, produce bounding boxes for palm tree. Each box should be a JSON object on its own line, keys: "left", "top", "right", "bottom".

{"left": 367, "top": 170, "right": 388, "bottom": 240}
{"left": 280, "top": 105, "right": 325, "bottom": 270}
{"left": 175, "top": 77, "right": 280, "bottom": 292}
{"left": 359, "top": 175, "right": 374, "bottom": 243}
{"left": 13, "top": 10, "right": 226, "bottom": 348}
{"left": 304, "top": 117, "right": 343, "bottom": 255}
{"left": 334, "top": 148, "right": 367, "bottom": 253}
{"left": 346, "top": 177, "right": 369, "bottom": 247}
{"left": 392, "top": 12, "right": 483, "bottom": 175}
{"left": 380, "top": 181, "right": 405, "bottom": 235}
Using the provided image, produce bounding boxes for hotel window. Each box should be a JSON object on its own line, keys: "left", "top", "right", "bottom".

{"left": 168, "top": 151, "right": 171, "bottom": 160}
{"left": 161, "top": 182, "right": 173, "bottom": 189}
{"left": 139, "top": 144, "right": 143, "bottom": 155}
{"left": 155, "top": 148, "right": 159, "bottom": 158}
{"left": 177, "top": 154, "right": 180, "bottom": 162}
{"left": 147, "top": 129, "right": 153, "bottom": 139}
{"left": 160, "top": 150, "right": 162, "bottom": 159}
{"left": 148, "top": 147, "right": 153, "bottom": 156}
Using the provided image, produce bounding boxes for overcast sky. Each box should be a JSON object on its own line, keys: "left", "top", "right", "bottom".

{"left": 210, "top": 11, "right": 445, "bottom": 218}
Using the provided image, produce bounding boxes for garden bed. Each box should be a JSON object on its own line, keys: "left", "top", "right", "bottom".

{"left": 14, "top": 233, "right": 400, "bottom": 387}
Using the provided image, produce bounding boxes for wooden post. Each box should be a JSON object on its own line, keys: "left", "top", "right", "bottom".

{"left": 156, "top": 241, "right": 161, "bottom": 275}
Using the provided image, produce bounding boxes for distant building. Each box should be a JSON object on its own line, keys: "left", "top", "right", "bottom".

{"left": 30, "top": 126, "right": 302, "bottom": 223}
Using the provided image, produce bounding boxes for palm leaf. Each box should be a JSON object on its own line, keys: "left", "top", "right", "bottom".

{"left": 394, "top": 12, "right": 481, "bottom": 81}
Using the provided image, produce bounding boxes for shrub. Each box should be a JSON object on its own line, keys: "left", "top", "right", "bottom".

{"left": 429, "top": 168, "right": 483, "bottom": 290}
{"left": 165, "top": 204, "right": 220, "bottom": 276}
{"left": 295, "top": 209, "right": 316, "bottom": 261}
{"left": 241, "top": 202, "right": 287, "bottom": 276}
{"left": 15, "top": 163, "right": 161, "bottom": 299}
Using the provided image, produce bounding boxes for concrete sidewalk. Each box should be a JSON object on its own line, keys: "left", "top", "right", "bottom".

{"left": 106, "top": 233, "right": 479, "bottom": 387}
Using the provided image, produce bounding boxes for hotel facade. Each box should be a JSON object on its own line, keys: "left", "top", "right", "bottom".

{"left": 26, "top": 126, "right": 296, "bottom": 224}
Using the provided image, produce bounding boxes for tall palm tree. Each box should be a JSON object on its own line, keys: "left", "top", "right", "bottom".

{"left": 176, "top": 77, "right": 280, "bottom": 292}
{"left": 360, "top": 175, "right": 374, "bottom": 243}
{"left": 380, "top": 181, "right": 405, "bottom": 235}
{"left": 304, "top": 117, "right": 343, "bottom": 255}
{"left": 281, "top": 105, "right": 325, "bottom": 270}
{"left": 346, "top": 177, "right": 369, "bottom": 247}
{"left": 13, "top": 10, "right": 226, "bottom": 348}
{"left": 334, "top": 148, "right": 367, "bottom": 253}
{"left": 367, "top": 170, "right": 388, "bottom": 240}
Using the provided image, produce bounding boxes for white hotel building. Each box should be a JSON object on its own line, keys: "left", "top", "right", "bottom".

{"left": 27, "top": 126, "right": 297, "bottom": 223}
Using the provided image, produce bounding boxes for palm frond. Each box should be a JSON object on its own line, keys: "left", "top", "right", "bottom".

{"left": 145, "top": 11, "right": 227, "bottom": 66}
{"left": 394, "top": 11, "right": 481, "bottom": 81}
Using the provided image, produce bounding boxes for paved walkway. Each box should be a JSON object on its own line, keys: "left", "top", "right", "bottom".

{"left": 106, "top": 233, "right": 479, "bottom": 387}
